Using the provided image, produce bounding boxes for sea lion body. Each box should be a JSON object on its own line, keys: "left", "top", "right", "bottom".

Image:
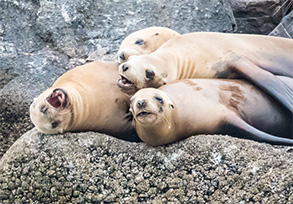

{"left": 30, "top": 61, "right": 139, "bottom": 141}
{"left": 118, "top": 27, "right": 180, "bottom": 63}
{"left": 118, "top": 32, "right": 293, "bottom": 112}
{"left": 130, "top": 78, "right": 293, "bottom": 146}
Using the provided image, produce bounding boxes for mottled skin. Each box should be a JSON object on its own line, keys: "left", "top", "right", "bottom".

{"left": 130, "top": 78, "right": 293, "bottom": 146}
{"left": 117, "top": 27, "right": 180, "bottom": 63}
{"left": 118, "top": 32, "right": 293, "bottom": 112}
{"left": 30, "top": 61, "right": 139, "bottom": 142}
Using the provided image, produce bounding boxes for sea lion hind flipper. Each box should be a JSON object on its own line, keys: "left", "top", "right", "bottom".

{"left": 220, "top": 116, "right": 293, "bottom": 146}
{"left": 218, "top": 54, "right": 293, "bottom": 113}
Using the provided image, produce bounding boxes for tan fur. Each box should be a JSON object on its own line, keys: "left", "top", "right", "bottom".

{"left": 118, "top": 32, "right": 293, "bottom": 92}
{"left": 30, "top": 61, "right": 135, "bottom": 138}
{"left": 118, "top": 27, "right": 180, "bottom": 63}
{"left": 130, "top": 79, "right": 292, "bottom": 146}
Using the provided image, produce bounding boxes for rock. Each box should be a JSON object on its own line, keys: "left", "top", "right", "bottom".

{"left": 229, "top": 0, "right": 286, "bottom": 34}
{"left": 1, "top": 129, "right": 292, "bottom": 203}
{"left": 0, "top": 0, "right": 236, "bottom": 159}
{"left": 269, "top": 10, "right": 293, "bottom": 38}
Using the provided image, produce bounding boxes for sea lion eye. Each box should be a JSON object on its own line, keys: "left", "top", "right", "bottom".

{"left": 40, "top": 106, "right": 48, "bottom": 114}
{"left": 154, "top": 96, "right": 164, "bottom": 104}
{"left": 145, "top": 70, "right": 155, "bottom": 79}
{"left": 135, "top": 39, "right": 144, "bottom": 45}
{"left": 51, "top": 121, "right": 59, "bottom": 129}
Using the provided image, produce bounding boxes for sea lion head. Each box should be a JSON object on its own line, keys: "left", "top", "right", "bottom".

{"left": 117, "top": 55, "right": 168, "bottom": 94}
{"left": 117, "top": 27, "right": 180, "bottom": 63}
{"left": 30, "top": 88, "right": 72, "bottom": 134}
{"left": 130, "top": 88, "right": 175, "bottom": 128}
{"left": 130, "top": 88, "right": 175, "bottom": 145}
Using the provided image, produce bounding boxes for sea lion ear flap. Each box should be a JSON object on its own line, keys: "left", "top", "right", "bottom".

{"left": 47, "top": 88, "right": 68, "bottom": 109}
{"left": 160, "top": 72, "right": 168, "bottom": 85}
{"left": 160, "top": 77, "right": 167, "bottom": 86}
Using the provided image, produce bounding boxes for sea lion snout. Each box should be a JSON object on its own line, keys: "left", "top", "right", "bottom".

{"left": 137, "top": 100, "right": 146, "bottom": 109}
{"left": 122, "top": 64, "right": 129, "bottom": 72}
{"left": 119, "top": 52, "right": 126, "bottom": 61}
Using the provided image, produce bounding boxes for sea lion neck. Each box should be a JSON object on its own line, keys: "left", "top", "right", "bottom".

{"left": 62, "top": 86, "right": 86, "bottom": 131}
{"left": 150, "top": 51, "right": 178, "bottom": 82}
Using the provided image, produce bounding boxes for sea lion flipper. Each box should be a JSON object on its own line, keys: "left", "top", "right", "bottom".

{"left": 222, "top": 116, "right": 293, "bottom": 146}
{"left": 218, "top": 54, "right": 293, "bottom": 113}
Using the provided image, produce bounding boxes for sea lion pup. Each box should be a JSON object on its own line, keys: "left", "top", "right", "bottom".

{"left": 130, "top": 78, "right": 293, "bottom": 146}
{"left": 118, "top": 32, "right": 293, "bottom": 112}
{"left": 30, "top": 61, "right": 140, "bottom": 142}
{"left": 117, "top": 27, "right": 180, "bottom": 63}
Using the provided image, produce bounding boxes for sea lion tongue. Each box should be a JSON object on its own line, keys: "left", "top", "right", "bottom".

{"left": 47, "top": 88, "right": 67, "bottom": 108}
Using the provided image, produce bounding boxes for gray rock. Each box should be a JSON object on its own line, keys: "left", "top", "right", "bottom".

{"left": 269, "top": 10, "right": 293, "bottom": 38}
{"left": 0, "top": 0, "right": 236, "bottom": 158}
{"left": 1, "top": 129, "right": 292, "bottom": 203}
{"left": 229, "top": 0, "right": 286, "bottom": 34}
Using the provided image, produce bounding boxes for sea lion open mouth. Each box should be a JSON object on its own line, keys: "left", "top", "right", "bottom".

{"left": 46, "top": 88, "right": 68, "bottom": 109}
{"left": 117, "top": 75, "right": 137, "bottom": 91}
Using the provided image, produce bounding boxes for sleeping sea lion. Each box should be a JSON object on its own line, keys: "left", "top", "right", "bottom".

{"left": 118, "top": 26, "right": 180, "bottom": 63}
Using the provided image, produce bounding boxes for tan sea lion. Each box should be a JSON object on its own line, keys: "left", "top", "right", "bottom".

{"left": 117, "top": 32, "right": 293, "bottom": 112}
{"left": 30, "top": 61, "right": 140, "bottom": 142}
{"left": 117, "top": 27, "right": 180, "bottom": 63}
{"left": 130, "top": 78, "right": 293, "bottom": 146}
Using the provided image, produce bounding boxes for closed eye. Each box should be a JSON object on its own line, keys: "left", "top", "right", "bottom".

{"left": 154, "top": 96, "right": 164, "bottom": 104}
{"left": 135, "top": 39, "right": 144, "bottom": 45}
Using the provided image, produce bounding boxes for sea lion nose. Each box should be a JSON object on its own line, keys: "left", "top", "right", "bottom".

{"left": 122, "top": 64, "right": 129, "bottom": 72}
{"left": 137, "top": 100, "right": 146, "bottom": 109}
{"left": 119, "top": 52, "right": 126, "bottom": 61}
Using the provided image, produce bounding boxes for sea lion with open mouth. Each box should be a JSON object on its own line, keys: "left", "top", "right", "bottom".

{"left": 30, "top": 61, "right": 140, "bottom": 142}
{"left": 118, "top": 32, "right": 293, "bottom": 112}
{"left": 130, "top": 78, "right": 293, "bottom": 146}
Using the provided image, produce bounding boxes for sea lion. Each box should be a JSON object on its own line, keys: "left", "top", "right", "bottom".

{"left": 118, "top": 27, "right": 180, "bottom": 63}
{"left": 130, "top": 78, "right": 293, "bottom": 146}
{"left": 117, "top": 32, "right": 293, "bottom": 112}
{"left": 30, "top": 61, "right": 140, "bottom": 142}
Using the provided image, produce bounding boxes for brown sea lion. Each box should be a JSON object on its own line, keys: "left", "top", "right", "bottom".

{"left": 30, "top": 61, "right": 140, "bottom": 142}
{"left": 130, "top": 78, "right": 293, "bottom": 146}
{"left": 117, "top": 27, "right": 180, "bottom": 63}
{"left": 118, "top": 32, "right": 293, "bottom": 112}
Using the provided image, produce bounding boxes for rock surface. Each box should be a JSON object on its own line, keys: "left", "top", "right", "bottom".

{"left": 1, "top": 1, "right": 292, "bottom": 202}
{"left": 269, "top": 9, "right": 293, "bottom": 38}
{"left": 0, "top": 0, "right": 236, "bottom": 158}
{"left": 229, "top": 0, "right": 287, "bottom": 34}
{"left": 1, "top": 129, "right": 292, "bottom": 203}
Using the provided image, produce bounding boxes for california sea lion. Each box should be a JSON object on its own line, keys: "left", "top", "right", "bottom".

{"left": 118, "top": 27, "right": 180, "bottom": 63}
{"left": 30, "top": 61, "right": 140, "bottom": 142}
{"left": 118, "top": 32, "right": 293, "bottom": 112}
{"left": 130, "top": 78, "right": 293, "bottom": 146}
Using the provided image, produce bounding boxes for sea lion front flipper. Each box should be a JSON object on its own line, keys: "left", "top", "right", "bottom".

{"left": 215, "top": 54, "right": 293, "bottom": 113}
{"left": 220, "top": 115, "right": 293, "bottom": 146}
